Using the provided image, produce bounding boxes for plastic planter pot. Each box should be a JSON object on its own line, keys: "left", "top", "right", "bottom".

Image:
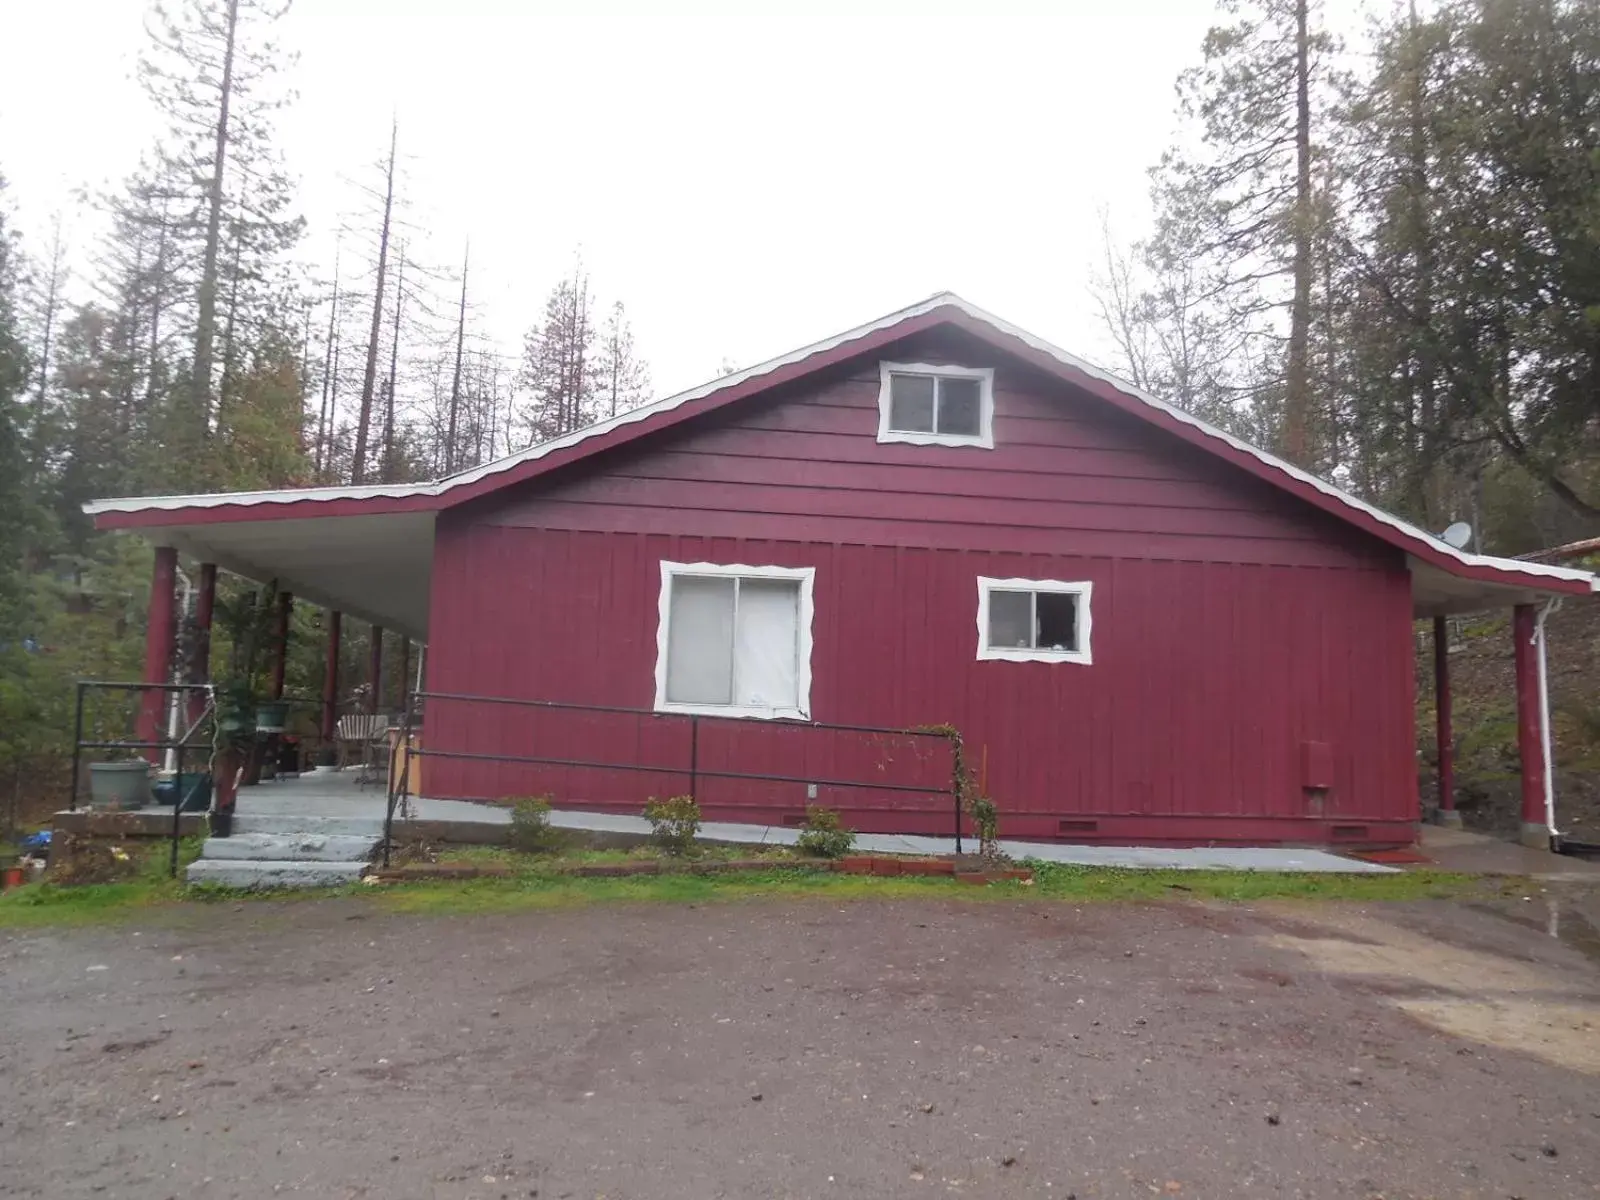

{"left": 88, "top": 761, "right": 153, "bottom": 810}
{"left": 255, "top": 701, "right": 290, "bottom": 732}
{"left": 153, "top": 772, "right": 213, "bottom": 812}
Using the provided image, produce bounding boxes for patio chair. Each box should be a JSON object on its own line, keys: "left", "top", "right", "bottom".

{"left": 335, "top": 713, "right": 390, "bottom": 782}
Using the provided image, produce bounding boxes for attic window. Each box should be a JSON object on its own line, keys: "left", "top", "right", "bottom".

{"left": 877, "top": 363, "right": 995, "bottom": 448}
{"left": 976, "top": 577, "right": 1093, "bottom": 664}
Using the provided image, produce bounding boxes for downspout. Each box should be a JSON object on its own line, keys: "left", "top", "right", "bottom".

{"left": 1535, "top": 596, "right": 1563, "bottom": 840}
{"left": 165, "top": 568, "right": 195, "bottom": 775}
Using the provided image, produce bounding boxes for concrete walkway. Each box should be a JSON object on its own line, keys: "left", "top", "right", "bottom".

{"left": 1419, "top": 824, "right": 1600, "bottom": 882}
{"left": 226, "top": 769, "right": 1395, "bottom": 874}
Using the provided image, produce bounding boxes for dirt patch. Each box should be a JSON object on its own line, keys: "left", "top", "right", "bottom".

{"left": 2, "top": 895, "right": 1599, "bottom": 1199}
{"left": 1259, "top": 899, "right": 1600, "bottom": 1074}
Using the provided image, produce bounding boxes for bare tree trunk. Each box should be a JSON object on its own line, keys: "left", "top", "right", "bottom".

{"left": 216, "top": 225, "right": 244, "bottom": 428}
{"left": 316, "top": 241, "right": 341, "bottom": 477}
{"left": 382, "top": 247, "right": 404, "bottom": 483}
{"left": 33, "top": 212, "right": 66, "bottom": 408}
{"left": 1283, "top": 0, "right": 1314, "bottom": 465}
{"left": 190, "top": 0, "right": 241, "bottom": 437}
{"left": 445, "top": 241, "right": 469, "bottom": 473}
{"left": 1405, "top": 0, "right": 1441, "bottom": 522}
{"left": 351, "top": 118, "right": 397, "bottom": 485}
{"left": 298, "top": 298, "right": 312, "bottom": 452}
{"left": 145, "top": 197, "right": 172, "bottom": 416}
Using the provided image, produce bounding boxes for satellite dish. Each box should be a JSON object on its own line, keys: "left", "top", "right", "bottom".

{"left": 1441, "top": 521, "right": 1473, "bottom": 550}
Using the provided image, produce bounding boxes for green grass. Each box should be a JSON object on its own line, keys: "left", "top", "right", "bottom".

{"left": 0, "top": 848, "right": 1488, "bottom": 929}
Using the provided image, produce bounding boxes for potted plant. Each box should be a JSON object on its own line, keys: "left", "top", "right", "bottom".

{"left": 87, "top": 756, "right": 153, "bottom": 810}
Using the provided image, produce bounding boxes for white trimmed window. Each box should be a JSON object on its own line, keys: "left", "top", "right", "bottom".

{"left": 976, "top": 577, "right": 1093, "bottom": 664}
{"left": 654, "top": 562, "right": 815, "bottom": 719}
{"left": 877, "top": 362, "right": 995, "bottom": 448}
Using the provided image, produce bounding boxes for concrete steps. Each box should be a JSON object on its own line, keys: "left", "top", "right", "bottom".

{"left": 200, "top": 831, "right": 379, "bottom": 862}
{"left": 187, "top": 859, "right": 369, "bottom": 889}
{"left": 232, "top": 813, "right": 387, "bottom": 838}
{"left": 186, "top": 811, "right": 383, "bottom": 889}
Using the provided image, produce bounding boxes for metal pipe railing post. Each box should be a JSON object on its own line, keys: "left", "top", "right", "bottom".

{"left": 170, "top": 739, "right": 184, "bottom": 879}
{"left": 689, "top": 715, "right": 700, "bottom": 802}
{"left": 950, "top": 733, "right": 963, "bottom": 856}
{"left": 384, "top": 699, "right": 412, "bottom": 869}
{"left": 68, "top": 682, "right": 86, "bottom": 811}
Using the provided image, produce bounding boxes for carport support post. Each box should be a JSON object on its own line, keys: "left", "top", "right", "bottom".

{"left": 270, "top": 591, "right": 293, "bottom": 700}
{"left": 1512, "top": 604, "right": 1550, "bottom": 849}
{"left": 138, "top": 546, "right": 179, "bottom": 765}
{"left": 368, "top": 625, "right": 384, "bottom": 713}
{"left": 187, "top": 562, "right": 217, "bottom": 726}
{"left": 321, "top": 611, "right": 342, "bottom": 746}
{"left": 397, "top": 637, "right": 410, "bottom": 712}
{"left": 1432, "top": 616, "right": 1461, "bottom": 827}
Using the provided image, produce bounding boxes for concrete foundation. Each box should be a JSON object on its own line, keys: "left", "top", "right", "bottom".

{"left": 1519, "top": 822, "right": 1553, "bottom": 850}
{"left": 1432, "top": 809, "right": 1464, "bottom": 830}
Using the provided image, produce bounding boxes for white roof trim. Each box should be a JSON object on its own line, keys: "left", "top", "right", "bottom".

{"left": 82, "top": 291, "right": 1597, "bottom": 594}
{"left": 940, "top": 294, "right": 1596, "bottom": 592}
{"left": 84, "top": 481, "right": 435, "bottom": 515}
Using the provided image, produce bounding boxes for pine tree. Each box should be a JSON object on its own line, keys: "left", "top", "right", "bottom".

{"left": 596, "top": 300, "right": 651, "bottom": 418}
{"left": 1147, "top": 0, "right": 1339, "bottom": 465}
{"left": 137, "top": 0, "right": 302, "bottom": 453}
{"left": 350, "top": 119, "right": 398, "bottom": 484}
{"left": 517, "top": 268, "right": 598, "bottom": 444}
{"left": 0, "top": 176, "right": 31, "bottom": 625}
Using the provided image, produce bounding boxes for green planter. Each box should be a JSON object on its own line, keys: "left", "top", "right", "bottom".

{"left": 88, "top": 761, "right": 152, "bottom": 810}
{"left": 256, "top": 701, "right": 290, "bottom": 732}
{"left": 153, "top": 772, "right": 213, "bottom": 812}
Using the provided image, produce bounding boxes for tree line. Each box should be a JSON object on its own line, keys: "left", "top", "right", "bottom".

{"left": 1093, "top": 0, "right": 1600, "bottom": 554}
{"left": 0, "top": 0, "right": 651, "bottom": 816}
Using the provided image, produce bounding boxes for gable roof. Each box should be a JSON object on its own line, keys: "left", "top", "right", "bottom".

{"left": 87, "top": 292, "right": 1596, "bottom": 598}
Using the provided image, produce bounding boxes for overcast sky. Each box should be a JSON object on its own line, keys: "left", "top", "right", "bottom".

{"left": 1, "top": 0, "right": 1373, "bottom": 399}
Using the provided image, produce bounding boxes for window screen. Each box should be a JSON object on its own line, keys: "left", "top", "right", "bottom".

{"left": 664, "top": 573, "right": 801, "bottom": 710}
{"left": 982, "top": 583, "right": 1086, "bottom": 657}
{"left": 887, "top": 371, "right": 987, "bottom": 438}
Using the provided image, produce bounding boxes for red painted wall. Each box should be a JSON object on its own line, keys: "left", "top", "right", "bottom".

{"left": 424, "top": 330, "right": 1418, "bottom": 845}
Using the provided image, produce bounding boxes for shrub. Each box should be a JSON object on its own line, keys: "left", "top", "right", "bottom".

{"left": 795, "top": 805, "right": 855, "bottom": 858}
{"left": 508, "top": 796, "right": 564, "bottom": 854}
{"left": 643, "top": 794, "right": 701, "bottom": 854}
{"left": 968, "top": 793, "right": 1003, "bottom": 862}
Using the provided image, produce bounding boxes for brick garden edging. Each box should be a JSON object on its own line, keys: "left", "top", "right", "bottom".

{"left": 368, "top": 855, "right": 1033, "bottom": 884}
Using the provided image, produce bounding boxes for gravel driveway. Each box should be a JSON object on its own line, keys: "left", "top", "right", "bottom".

{"left": 2, "top": 893, "right": 1598, "bottom": 1199}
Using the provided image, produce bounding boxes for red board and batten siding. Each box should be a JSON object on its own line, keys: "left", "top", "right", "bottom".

{"left": 425, "top": 333, "right": 1418, "bottom": 845}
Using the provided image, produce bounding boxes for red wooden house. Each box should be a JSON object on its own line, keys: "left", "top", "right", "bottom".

{"left": 91, "top": 294, "right": 1596, "bottom": 848}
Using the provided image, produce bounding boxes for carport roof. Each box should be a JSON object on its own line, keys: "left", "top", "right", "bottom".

{"left": 86, "top": 292, "right": 1596, "bottom": 622}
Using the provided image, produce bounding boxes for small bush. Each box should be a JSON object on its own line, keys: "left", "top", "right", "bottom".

{"left": 968, "top": 793, "right": 1003, "bottom": 862}
{"left": 795, "top": 805, "right": 855, "bottom": 858}
{"left": 508, "top": 796, "right": 564, "bottom": 854}
{"left": 644, "top": 795, "right": 701, "bottom": 854}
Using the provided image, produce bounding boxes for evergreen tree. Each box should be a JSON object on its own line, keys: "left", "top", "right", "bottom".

{"left": 138, "top": 0, "right": 302, "bottom": 458}
{"left": 1146, "top": 0, "right": 1339, "bottom": 465}
{"left": 596, "top": 300, "right": 651, "bottom": 418}
{"left": 517, "top": 268, "right": 598, "bottom": 444}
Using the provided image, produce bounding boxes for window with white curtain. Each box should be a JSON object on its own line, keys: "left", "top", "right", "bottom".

{"left": 976, "top": 576, "right": 1094, "bottom": 664}
{"left": 655, "top": 562, "right": 815, "bottom": 719}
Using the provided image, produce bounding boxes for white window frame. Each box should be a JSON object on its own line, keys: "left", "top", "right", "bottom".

{"left": 975, "top": 576, "right": 1094, "bottom": 664}
{"left": 876, "top": 362, "right": 995, "bottom": 449}
{"left": 653, "top": 561, "right": 816, "bottom": 720}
